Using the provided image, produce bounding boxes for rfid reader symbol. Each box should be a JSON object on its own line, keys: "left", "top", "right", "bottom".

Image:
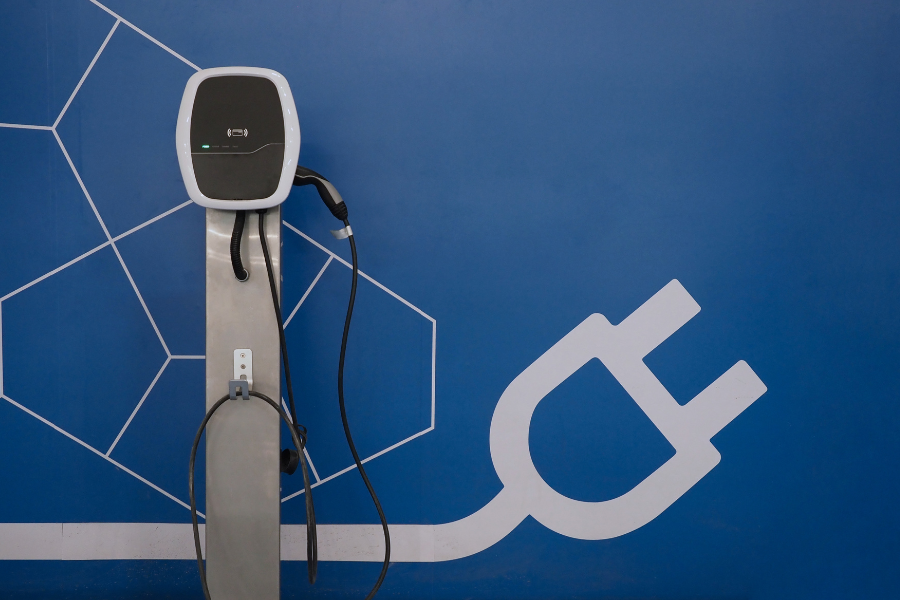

{"left": 227, "top": 128, "right": 248, "bottom": 137}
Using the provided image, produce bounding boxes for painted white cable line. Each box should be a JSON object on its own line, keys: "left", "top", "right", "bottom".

{"left": 170, "top": 355, "right": 205, "bottom": 359}
{"left": 283, "top": 255, "right": 332, "bottom": 328}
{"left": 1, "top": 394, "right": 201, "bottom": 516}
{"left": 106, "top": 357, "right": 171, "bottom": 456}
{"left": 53, "top": 20, "right": 120, "bottom": 129}
{"left": 0, "top": 523, "right": 206, "bottom": 561}
{"left": 0, "top": 522, "right": 497, "bottom": 561}
{"left": 89, "top": 0, "right": 201, "bottom": 71}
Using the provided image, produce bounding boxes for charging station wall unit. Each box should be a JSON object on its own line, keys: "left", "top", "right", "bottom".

{"left": 176, "top": 67, "right": 300, "bottom": 210}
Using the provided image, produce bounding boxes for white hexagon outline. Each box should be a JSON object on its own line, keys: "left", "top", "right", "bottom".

{"left": 278, "top": 222, "right": 436, "bottom": 502}
{"left": 0, "top": 0, "right": 437, "bottom": 515}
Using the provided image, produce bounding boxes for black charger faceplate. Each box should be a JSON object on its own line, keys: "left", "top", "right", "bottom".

{"left": 189, "top": 76, "right": 285, "bottom": 201}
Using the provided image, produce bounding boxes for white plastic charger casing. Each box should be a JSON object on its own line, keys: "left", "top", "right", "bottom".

{"left": 176, "top": 67, "right": 300, "bottom": 210}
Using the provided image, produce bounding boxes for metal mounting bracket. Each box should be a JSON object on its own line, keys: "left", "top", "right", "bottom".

{"left": 234, "top": 348, "right": 253, "bottom": 388}
{"left": 229, "top": 380, "right": 250, "bottom": 400}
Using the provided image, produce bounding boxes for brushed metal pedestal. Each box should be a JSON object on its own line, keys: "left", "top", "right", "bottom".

{"left": 205, "top": 207, "right": 281, "bottom": 599}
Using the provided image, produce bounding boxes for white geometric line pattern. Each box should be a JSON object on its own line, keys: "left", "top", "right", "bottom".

{"left": 112, "top": 200, "right": 194, "bottom": 242}
{"left": 0, "top": 123, "right": 54, "bottom": 130}
{"left": 53, "top": 19, "right": 121, "bottom": 129}
{"left": 106, "top": 357, "right": 172, "bottom": 456}
{"left": 52, "top": 124, "right": 173, "bottom": 355}
{"left": 0, "top": 241, "right": 112, "bottom": 303}
{"left": 0, "top": 0, "right": 437, "bottom": 516}
{"left": 0, "top": 1, "right": 203, "bottom": 514}
{"left": 284, "top": 255, "right": 333, "bottom": 328}
{"left": 87, "top": 0, "right": 201, "bottom": 72}
{"left": 0, "top": 394, "right": 203, "bottom": 518}
{"left": 303, "top": 448, "right": 322, "bottom": 483}
{"left": 280, "top": 221, "right": 437, "bottom": 503}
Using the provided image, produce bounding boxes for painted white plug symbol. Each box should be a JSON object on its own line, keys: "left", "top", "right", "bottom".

{"left": 488, "top": 278, "right": 767, "bottom": 540}
{"left": 282, "top": 279, "right": 768, "bottom": 562}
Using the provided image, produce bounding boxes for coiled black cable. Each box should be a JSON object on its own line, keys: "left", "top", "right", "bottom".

{"left": 189, "top": 390, "right": 307, "bottom": 600}
{"left": 229, "top": 211, "right": 249, "bottom": 281}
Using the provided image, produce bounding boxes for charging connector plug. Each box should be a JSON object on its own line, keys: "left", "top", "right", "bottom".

{"left": 294, "top": 166, "right": 348, "bottom": 220}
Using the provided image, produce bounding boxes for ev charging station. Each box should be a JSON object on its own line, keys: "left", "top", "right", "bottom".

{"left": 6, "top": 4, "right": 898, "bottom": 598}
{"left": 175, "top": 67, "right": 388, "bottom": 600}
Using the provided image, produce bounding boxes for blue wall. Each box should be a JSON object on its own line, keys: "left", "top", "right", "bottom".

{"left": 1, "top": 0, "right": 899, "bottom": 598}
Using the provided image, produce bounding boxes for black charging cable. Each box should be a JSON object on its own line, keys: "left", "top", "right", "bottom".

{"left": 189, "top": 390, "right": 305, "bottom": 600}
{"left": 197, "top": 210, "right": 319, "bottom": 592}
{"left": 339, "top": 218, "right": 391, "bottom": 600}
{"left": 209, "top": 169, "right": 391, "bottom": 599}
{"left": 294, "top": 166, "right": 391, "bottom": 600}
{"left": 257, "top": 208, "right": 318, "bottom": 581}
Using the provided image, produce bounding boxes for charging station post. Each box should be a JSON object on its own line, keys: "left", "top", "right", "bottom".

{"left": 204, "top": 207, "right": 282, "bottom": 599}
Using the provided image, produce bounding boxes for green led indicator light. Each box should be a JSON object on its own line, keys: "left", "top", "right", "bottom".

{"left": 202, "top": 144, "right": 210, "bottom": 149}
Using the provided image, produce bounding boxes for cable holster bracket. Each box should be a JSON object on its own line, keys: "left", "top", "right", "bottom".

{"left": 229, "top": 380, "right": 250, "bottom": 400}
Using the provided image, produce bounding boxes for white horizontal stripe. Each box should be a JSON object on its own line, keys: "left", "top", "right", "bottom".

{"left": 0, "top": 517, "right": 509, "bottom": 563}
{"left": 0, "top": 524, "right": 63, "bottom": 560}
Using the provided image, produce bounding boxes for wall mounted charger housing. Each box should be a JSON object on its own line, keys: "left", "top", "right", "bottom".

{"left": 176, "top": 67, "right": 300, "bottom": 210}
